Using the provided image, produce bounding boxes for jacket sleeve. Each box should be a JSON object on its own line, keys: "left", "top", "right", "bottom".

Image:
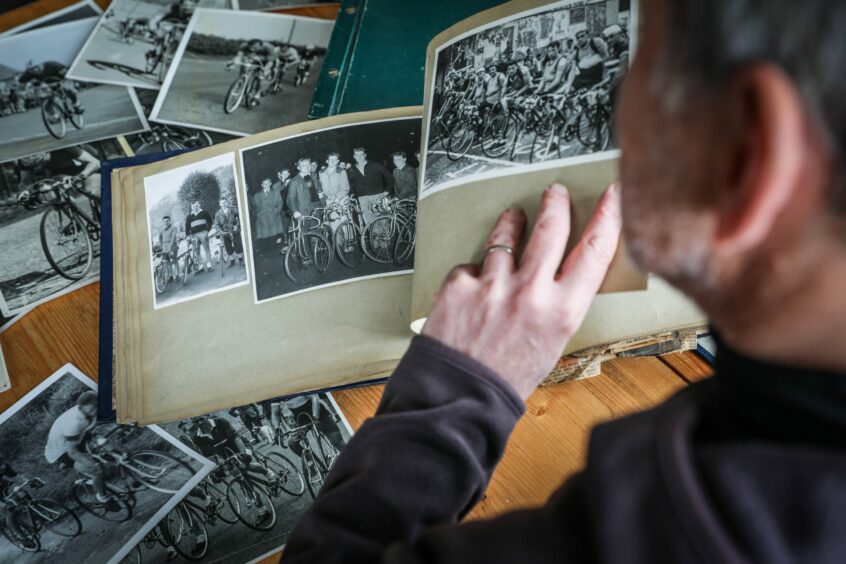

{"left": 282, "top": 335, "right": 529, "bottom": 563}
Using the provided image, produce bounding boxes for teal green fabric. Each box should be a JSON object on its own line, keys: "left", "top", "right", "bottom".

{"left": 309, "top": 0, "right": 505, "bottom": 118}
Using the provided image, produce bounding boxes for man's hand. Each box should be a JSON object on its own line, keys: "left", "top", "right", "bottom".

{"left": 422, "top": 183, "right": 622, "bottom": 400}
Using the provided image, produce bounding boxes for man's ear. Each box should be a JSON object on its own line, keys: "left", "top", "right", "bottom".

{"left": 714, "top": 64, "right": 814, "bottom": 254}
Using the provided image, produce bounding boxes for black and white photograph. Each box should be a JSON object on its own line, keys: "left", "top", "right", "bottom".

{"left": 0, "top": 138, "right": 127, "bottom": 317}
{"left": 125, "top": 88, "right": 236, "bottom": 155}
{"left": 143, "top": 151, "right": 250, "bottom": 310}
{"left": 0, "top": 18, "right": 149, "bottom": 163}
{"left": 0, "top": 364, "right": 213, "bottom": 563}
{"left": 422, "top": 0, "right": 633, "bottom": 198}
{"left": 116, "top": 391, "right": 353, "bottom": 563}
{"left": 66, "top": 0, "right": 233, "bottom": 90}
{"left": 150, "top": 9, "right": 333, "bottom": 136}
{"left": 232, "top": 0, "right": 336, "bottom": 10}
{"left": 0, "top": 0, "right": 103, "bottom": 37}
{"left": 239, "top": 117, "right": 420, "bottom": 304}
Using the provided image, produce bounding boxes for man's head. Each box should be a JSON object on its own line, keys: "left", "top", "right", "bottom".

{"left": 296, "top": 158, "right": 311, "bottom": 175}
{"left": 545, "top": 41, "right": 560, "bottom": 59}
{"left": 77, "top": 391, "right": 97, "bottom": 417}
{"left": 277, "top": 169, "right": 289, "bottom": 181}
{"left": 191, "top": 201, "right": 200, "bottom": 214}
{"left": 618, "top": 0, "right": 845, "bottom": 331}
{"left": 486, "top": 63, "right": 497, "bottom": 76}
{"left": 326, "top": 152, "right": 340, "bottom": 168}
{"left": 219, "top": 197, "right": 229, "bottom": 210}
{"left": 309, "top": 161, "right": 318, "bottom": 174}
{"left": 392, "top": 152, "right": 407, "bottom": 170}
{"left": 261, "top": 178, "right": 272, "bottom": 191}
{"left": 353, "top": 148, "right": 367, "bottom": 165}
{"left": 163, "top": 215, "right": 172, "bottom": 228}
{"left": 574, "top": 28, "right": 588, "bottom": 48}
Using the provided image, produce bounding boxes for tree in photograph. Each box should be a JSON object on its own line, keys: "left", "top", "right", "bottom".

{"left": 178, "top": 170, "right": 220, "bottom": 216}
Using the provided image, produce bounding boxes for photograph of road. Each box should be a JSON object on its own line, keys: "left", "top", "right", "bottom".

{"left": 0, "top": 139, "right": 127, "bottom": 316}
{"left": 0, "top": 364, "right": 212, "bottom": 564}
{"left": 233, "top": 0, "right": 335, "bottom": 10}
{"left": 66, "top": 0, "right": 233, "bottom": 90}
{"left": 143, "top": 152, "right": 250, "bottom": 310}
{"left": 118, "top": 392, "right": 353, "bottom": 563}
{"left": 240, "top": 117, "right": 421, "bottom": 304}
{"left": 125, "top": 88, "right": 235, "bottom": 155}
{"left": 0, "top": 18, "right": 148, "bottom": 163}
{"left": 151, "top": 9, "right": 333, "bottom": 136}
{"left": 0, "top": 0, "right": 102, "bottom": 37}
{"left": 421, "top": 0, "right": 631, "bottom": 198}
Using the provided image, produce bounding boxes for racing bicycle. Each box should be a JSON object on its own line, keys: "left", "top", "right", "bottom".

{"left": 39, "top": 81, "right": 83, "bottom": 140}
{"left": 283, "top": 212, "right": 332, "bottom": 285}
{"left": 146, "top": 22, "right": 183, "bottom": 83}
{"left": 276, "top": 413, "right": 340, "bottom": 499}
{"left": 223, "top": 56, "right": 274, "bottom": 114}
{"left": 0, "top": 478, "right": 81, "bottom": 553}
{"left": 362, "top": 197, "right": 417, "bottom": 264}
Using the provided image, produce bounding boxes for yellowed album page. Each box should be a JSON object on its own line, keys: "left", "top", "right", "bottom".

{"left": 114, "top": 108, "right": 420, "bottom": 424}
{"left": 412, "top": 0, "right": 705, "bottom": 352}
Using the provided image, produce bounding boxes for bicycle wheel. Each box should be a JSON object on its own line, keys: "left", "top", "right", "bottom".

{"left": 333, "top": 220, "right": 364, "bottom": 268}
{"left": 224, "top": 75, "right": 248, "bottom": 114}
{"left": 226, "top": 479, "right": 276, "bottom": 531}
{"left": 481, "top": 112, "right": 517, "bottom": 159}
{"left": 162, "top": 503, "right": 208, "bottom": 561}
{"left": 40, "top": 206, "right": 94, "bottom": 281}
{"left": 182, "top": 256, "right": 190, "bottom": 286}
{"left": 2, "top": 509, "right": 40, "bottom": 552}
{"left": 264, "top": 452, "right": 305, "bottom": 496}
{"left": 284, "top": 232, "right": 331, "bottom": 285}
{"left": 69, "top": 101, "right": 84, "bottom": 130}
{"left": 529, "top": 116, "right": 561, "bottom": 164}
{"left": 118, "top": 544, "right": 142, "bottom": 564}
{"left": 577, "top": 105, "right": 611, "bottom": 152}
{"left": 393, "top": 217, "right": 416, "bottom": 267}
{"left": 246, "top": 74, "right": 262, "bottom": 108}
{"left": 446, "top": 120, "right": 475, "bottom": 161}
{"left": 316, "top": 432, "right": 339, "bottom": 471}
{"left": 362, "top": 216, "right": 396, "bottom": 264}
{"left": 73, "top": 482, "right": 133, "bottom": 522}
{"left": 301, "top": 449, "right": 326, "bottom": 499}
{"left": 31, "top": 498, "right": 81, "bottom": 537}
{"left": 124, "top": 451, "right": 196, "bottom": 494}
{"left": 41, "top": 98, "right": 66, "bottom": 139}
{"left": 154, "top": 263, "right": 168, "bottom": 294}
{"left": 204, "top": 482, "right": 238, "bottom": 524}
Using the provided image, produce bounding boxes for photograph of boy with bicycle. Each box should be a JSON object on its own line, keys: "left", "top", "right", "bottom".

{"left": 0, "top": 365, "right": 211, "bottom": 564}
{"left": 239, "top": 116, "right": 421, "bottom": 303}
{"left": 422, "top": 0, "right": 631, "bottom": 197}
{"left": 143, "top": 151, "right": 250, "bottom": 310}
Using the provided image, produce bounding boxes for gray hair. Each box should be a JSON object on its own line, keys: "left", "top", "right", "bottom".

{"left": 656, "top": 1, "right": 846, "bottom": 210}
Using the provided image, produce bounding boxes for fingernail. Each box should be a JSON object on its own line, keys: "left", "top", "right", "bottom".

{"left": 609, "top": 182, "right": 621, "bottom": 195}
{"left": 549, "top": 183, "right": 568, "bottom": 196}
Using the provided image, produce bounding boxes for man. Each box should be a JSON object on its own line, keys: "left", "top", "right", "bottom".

{"left": 227, "top": 39, "right": 280, "bottom": 99}
{"left": 504, "top": 54, "right": 533, "bottom": 107}
{"left": 308, "top": 160, "right": 325, "bottom": 207}
{"left": 184, "top": 201, "right": 214, "bottom": 273}
{"left": 534, "top": 40, "right": 572, "bottom": 96}
{"left": 479, "top": 62, "right": 507, "bottom": 124}
{"left": 320, "top": 153, "right": 351, "bottom": 233}
{"left": 18, "top": 146, "right": 101, "bottom": 202}
{"left": 44, "top": 392, "right": 113, "bottom": 508}
{"left": 158, "top": 215, "right": 180, "bottom": 280}
{"left": 391, "top": 151, "right": 417, "bottom": 201}
{"left": 146, "top": 0, "right": 196, "bottom": 67}
{"left": 213, "top": 196, "right": 243, "bottom": 267}
{"left": 570, "top": 25, "right": 610, "bottom": 92}
{"left": 284, "top": 0, "right": 846, "bottom": 562}
{"left": 228, "top": 403, "right": 265, "bottom": 445}
{"left": 287, "top": 158, "right": 318, "bottom": 220}
{"left": 347, "top": 148, "right": 393, "bottom": 226}
{"left": 251, "top": 178, "right": 285, "bottom": 252}
{"left": 295, "top": 48, "right": 316, "bottom": 87}
{"left": 17, "top": 60, "right": 82, "bottom": 115}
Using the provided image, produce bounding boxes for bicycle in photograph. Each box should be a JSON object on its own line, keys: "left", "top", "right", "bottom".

{"left": 146, "top": 22, "right": 184, "bottom": 83}
{"left": 0, "top": 477, "right": 81, "bottom": 553}
{"left": 362, "top": 197, "right": 417, "bottom": 265}
{"left": 445, "top": 100, "right": 517, "bottom": 162}
{"left": 135, "top": 124, "right": 213, "bottom": 153}
{"left": 210, "top": 228, "right": 237, "bottom": 278}
{"left": 223, "top": 56, "right": 273, "bottom": 114}
{"left": 283, "top": 212, "right": 332, "bottom": 286}
{"left": 324, "top": 197, "right": 368, "bottom": 268}
{"left": 181, "top": 235, "right": 202, "bottom": 286}
{"left": 152, "top": 243, "right": 178, "bottom": 295}
{"left": 428, "top": 92, "right": 462, "bottom": 151}
{"left": 217, "top": 451, "right": 277, "bottom": 531}
{"left": 276, "top": 413, "right": 340, "bottom": 499}
{"left": 73, "top": 424, "right": 196, "bottom": 522}
{"left": 38, "top": 81, "right": 84, "bottom": 140}
{"left": 14, "top": 174, "right": 101, "bottom": 281}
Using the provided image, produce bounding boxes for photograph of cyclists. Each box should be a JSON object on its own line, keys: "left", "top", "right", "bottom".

{"left": 0, "top": 18, "right": 149, "bottom": 164}
{"left": 0, "top": 364, "right": 213, "bottom": 564}
{"left": 143, "top": 151, "right": 250, "bottom": 310}
{"left": 232, "top": 0, "right": 335, "bottom": 10}
{"left": 149, "top": 8, "right": 333, "bottom": 136}
{"left": 421, "top": 0, "right": 632, "bottom": 199}
{"left": 125, "top": 88, "right": 236, "bottom": 155}
{"left": 0, "top": 138, "right": 127, "bottom": 317}
{"left": 115, "top": 391, "right": 352, "bottom": 563}
{"left": 239, "top": 116, "right": 421, "bottom": 304}
{"left": 0, "top": 0, "right": 102, "bottom": 37}
{"left": 66, "top": 0, "right": 233, "bottom": 91}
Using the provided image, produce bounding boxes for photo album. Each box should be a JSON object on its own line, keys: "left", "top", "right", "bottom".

{"left": 108, "top": 0, "right": 705, "bottom": 425}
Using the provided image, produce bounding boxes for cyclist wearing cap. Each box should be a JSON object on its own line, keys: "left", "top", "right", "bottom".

{"left": 44, "top": 391, "right": 113, "bottom": 507}
{"left": 146, "top": 0, "right": 196, "bottom": 69}
{"left": 570, "top": 26, "right": 610, "bottom": 92}
{"left": 18, "top": 147, "right": 102, "bottom": 203}
{"left": 229, "top": 39, "right": 280, "bottom": 100}
{"left": 17, "top": 60, "right": 83, "bottom": 116}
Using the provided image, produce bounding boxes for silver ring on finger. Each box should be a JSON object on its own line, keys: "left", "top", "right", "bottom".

{"left": 482, "top": 244, "right": 515, "bottom": 265}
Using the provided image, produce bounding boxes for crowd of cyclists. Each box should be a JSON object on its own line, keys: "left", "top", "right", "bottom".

{"left": 0, "top": 61, "right": 83, "bottom": 119}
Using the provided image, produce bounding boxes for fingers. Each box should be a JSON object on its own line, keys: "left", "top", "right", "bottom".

{"left": 480, "top": 208, "right": 525, "bottom": 279}
{"left": 519, "top": 184, "right": 572, "bottom": 280}
{"left": 557, "top": 183, "right": 623, "bottom": 310}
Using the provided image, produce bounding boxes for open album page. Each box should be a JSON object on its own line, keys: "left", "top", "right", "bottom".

{"left": 412, "top": 0, "right": 704, "bottom": 354}
{"left": 113, "top": 107, "right": 421, "bottom": 424}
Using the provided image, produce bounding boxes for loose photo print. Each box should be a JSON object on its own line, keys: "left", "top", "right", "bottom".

{"left": 0, "top": 364, "right": 213, "bottom": 563}
{"left": 66, "top": 0, "right": 233, "bottom": 90}
{"left": 239, "top": 116, "right": 421, "bottom": 304}
{"left": 0, "top": 18, "right": 148, "bottom": 163}
{"left": 125, "top": 88, "right": 236, "bottom": 155}
{"left": 118, "top": 391, "right": 353, "bottom": 563}
{"left": 150, "top": 9, "right": 333, "bottom": 136}
{"left": 143, "top": 151, "right": 250, "bottom": 310}
{"left": 233, "top": 0, "right": 336, "bottom": 10}
{"left": 422, "top": 0, "right": 633, "bottom": 198}
{"left": 0, "top": 138, "right": 127, "bottom": 317}
{"left": 0, "top": 0, "right": 103, "bottom": 37}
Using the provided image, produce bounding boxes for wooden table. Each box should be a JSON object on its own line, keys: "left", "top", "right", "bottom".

{"left": 0, "top": 283, "right": 713, "bottom": 561}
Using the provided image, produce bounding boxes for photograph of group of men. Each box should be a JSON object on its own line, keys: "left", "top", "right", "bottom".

{"left": 240, "top": 117, "right": 421, "bottom": 303}
{"left": 423, "top": 0, "right": 631, "bottom": 195}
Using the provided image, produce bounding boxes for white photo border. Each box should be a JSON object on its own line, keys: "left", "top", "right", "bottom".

{"left": 0, "top": 0, "right": 103, "bottom": 37}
